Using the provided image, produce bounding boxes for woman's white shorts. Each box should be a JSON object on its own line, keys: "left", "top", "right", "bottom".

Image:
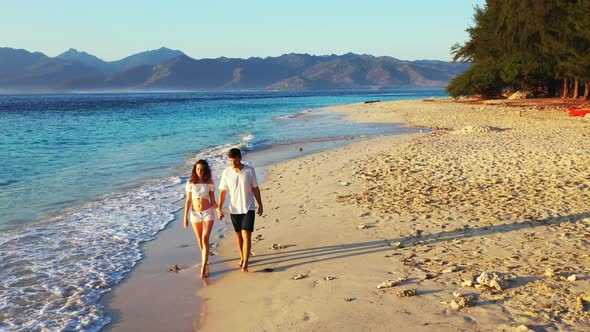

{"left": 190, "top": 207, "right": 215, "bottom": 223}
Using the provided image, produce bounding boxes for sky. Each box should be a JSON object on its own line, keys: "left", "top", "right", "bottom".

{"left": 1, "top": 0, "right": 486, "bottom": 62}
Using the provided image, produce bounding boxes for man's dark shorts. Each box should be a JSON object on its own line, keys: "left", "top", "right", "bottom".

{"left": 230, "top": 211, "right": 255, "bottom": 232}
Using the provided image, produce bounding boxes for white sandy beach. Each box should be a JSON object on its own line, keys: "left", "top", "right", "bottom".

{"left": 105, "top": 99, "right": 590, "bottom": 332}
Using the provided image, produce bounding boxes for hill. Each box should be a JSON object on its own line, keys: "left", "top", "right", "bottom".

{"left": 0, "top": 47, "right": 469, "bottom": 92}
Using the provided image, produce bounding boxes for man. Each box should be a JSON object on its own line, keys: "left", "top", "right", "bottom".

{"left": 217, "top": 148, "right": 263, "bottom": 272}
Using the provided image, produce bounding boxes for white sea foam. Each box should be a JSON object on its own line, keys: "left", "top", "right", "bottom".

{"left": 0, "top": 135, "right": 254, "bottom": 332}
{"left": 272, "top": 109, "right": 313, "bottom": 120}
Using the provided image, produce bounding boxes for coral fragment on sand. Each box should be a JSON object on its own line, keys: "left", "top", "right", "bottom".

{"left": 475, "top": 272, "right": 503, "bottom": 291}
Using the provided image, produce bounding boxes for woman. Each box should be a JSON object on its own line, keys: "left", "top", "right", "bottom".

{"left": 184, "top": 159, "right": 218, "bottom": 278}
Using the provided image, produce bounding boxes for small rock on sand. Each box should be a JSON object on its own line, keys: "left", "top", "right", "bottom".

{"left": 442, "top": 265, "right": 461, "bottom": 274}
{"left": 516, "top": 325, "right": 534, "bottom": 332}
{"left": 377, "top": 280, "right": 397, "bottom": 289}
{"left": 567, "top": 274, "right": 577, "bottom": 282}
{"left": 462, "top": 279, "right": 474, "bottom": 287}
{"left": 293, "top": 274, "right": 306, "bottom": 280}
{"left": 453, "top": 126, "right": 495, "bottom": 134}
{"left": 169, "top": 265, "right": 181, "bottom": 273}
{"left": 449, "top": 295, "right": 475, "bottom": 310}
{"left": 422, "top": 273, "right": 436, "bottom": 280}
{"left": 396, "top": 288, "right": 417, "bottom": 298}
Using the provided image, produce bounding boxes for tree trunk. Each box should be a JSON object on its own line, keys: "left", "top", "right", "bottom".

{"left": 584, "top": 82, "right": 590, "bottom": 100}
{"left": 548, "top": 80, "right": 556, "bottom": 97}
{"left": 562, "top": 78, "right": 570, "bottom": 98}
{"left": 573, "top": 79, "right": 580, "bottom": 99}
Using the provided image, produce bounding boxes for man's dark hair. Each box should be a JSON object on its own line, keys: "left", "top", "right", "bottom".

{"left": 228, "top": 148, "right": 242, "bottom": 158}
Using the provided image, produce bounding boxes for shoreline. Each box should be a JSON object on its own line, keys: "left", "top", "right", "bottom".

{"left": 99, "top": 115, "right": 415, "bottom": 331}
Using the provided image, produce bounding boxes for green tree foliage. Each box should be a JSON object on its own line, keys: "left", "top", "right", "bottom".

{"left": 447, "top": 0, "right": 590, "bottom": 99}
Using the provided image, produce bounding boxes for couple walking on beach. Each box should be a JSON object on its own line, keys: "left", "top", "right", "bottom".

{"left": 183, "top": 148, "right": 263, "bottom": 278}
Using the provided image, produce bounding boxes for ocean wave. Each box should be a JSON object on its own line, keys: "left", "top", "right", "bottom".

{"left": 0, "top": 135, "right": 254, "bottom": 332}
{"left": 272, "top": 108, "right": 313, "bottom": 120}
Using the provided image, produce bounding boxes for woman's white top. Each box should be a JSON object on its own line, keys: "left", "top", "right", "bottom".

{"left": 185, "top": 181, "right": 214, "bottom": 200}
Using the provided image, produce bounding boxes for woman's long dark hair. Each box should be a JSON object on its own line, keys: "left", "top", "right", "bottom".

{"left": 190, "top": 159, "right": 212, "bottom": 183}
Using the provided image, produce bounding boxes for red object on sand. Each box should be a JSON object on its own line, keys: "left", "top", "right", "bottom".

{"left": 568, "top": 106, "right": 590, "bottom": 116}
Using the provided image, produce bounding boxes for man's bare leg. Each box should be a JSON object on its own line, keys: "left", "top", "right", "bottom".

{"left": 241, "top": 230, "right": 252, "bottom": 272}
{"left": 234, "top": 232, "right": 244, "bottom": 268}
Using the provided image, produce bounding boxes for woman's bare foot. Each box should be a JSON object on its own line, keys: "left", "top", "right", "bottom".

{"left": 236, "top": 260, "right": 243, "bottom": 269}
{"left": 241, "top": 265, "right": 248, "bottom": 272}
{"left": 200, "top": 265, "right": 209, "bottom": 278}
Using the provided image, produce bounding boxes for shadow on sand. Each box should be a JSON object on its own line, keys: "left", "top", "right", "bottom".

{"left": 210, "top": 211, "right": 589, "bottom": 274}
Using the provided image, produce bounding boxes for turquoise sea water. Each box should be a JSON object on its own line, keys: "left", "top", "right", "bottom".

{"left": 0, "top": 89, "right": 445, "bottom": 331}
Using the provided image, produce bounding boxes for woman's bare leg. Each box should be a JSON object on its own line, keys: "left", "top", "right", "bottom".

{"left": 200, "top": 220, "right": 214, "bottom": 278}
{"left": 191, "top": 221, "right": 204, "bottom": 251}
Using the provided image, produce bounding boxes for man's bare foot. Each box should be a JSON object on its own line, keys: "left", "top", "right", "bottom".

{"left": 242, "top": 266, "right": 248, "bottom": 272}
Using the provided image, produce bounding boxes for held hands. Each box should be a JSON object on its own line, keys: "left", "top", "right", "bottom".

{"left": 217, "top": 208, "right": 224, "bottom": 220}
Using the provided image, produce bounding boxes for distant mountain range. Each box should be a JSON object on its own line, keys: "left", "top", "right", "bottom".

{"left": 0, "top": 47, "right": 469, "bottom": 92}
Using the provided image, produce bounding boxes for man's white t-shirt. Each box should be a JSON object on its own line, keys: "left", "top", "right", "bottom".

{"left": 219, "top": 164, "right": 258, "bottom": 214}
